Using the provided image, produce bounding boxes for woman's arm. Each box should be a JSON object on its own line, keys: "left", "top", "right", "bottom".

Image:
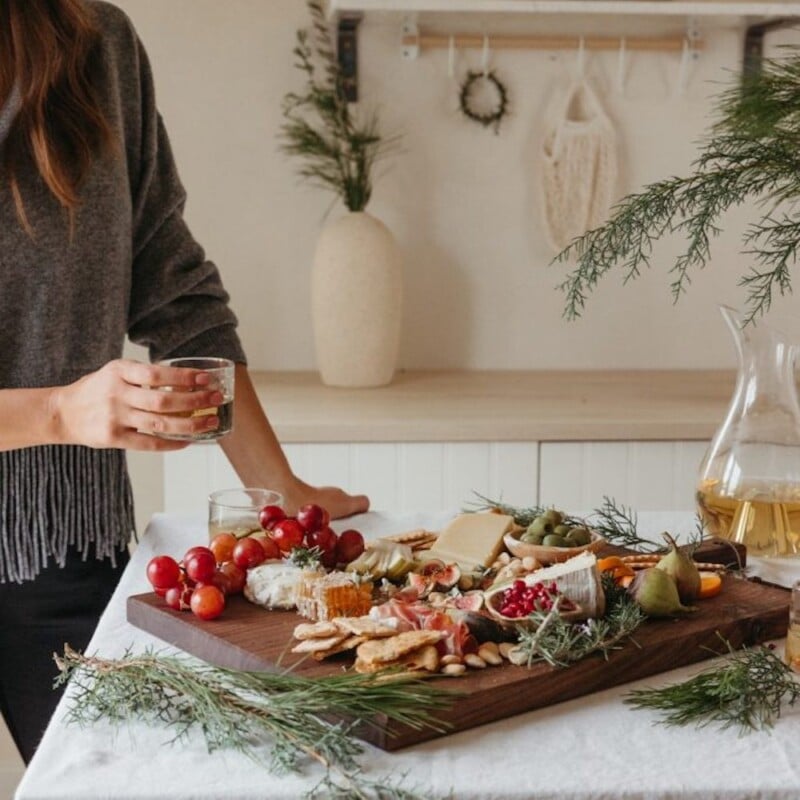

{"left": 220, "top": 365, "right": 369, "bottom": 520}
{"left": 0, "top": 360, "right": 224, "bottom": 453}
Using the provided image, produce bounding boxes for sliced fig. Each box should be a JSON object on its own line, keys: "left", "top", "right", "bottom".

{"left": 420, "top": 559, "right": 446, "bottom": 577}
{"left": 453, "top": 591, "right": 484, "bottom": 612}
{"left": 407, "top": 572, "right": 433, "bottom": 596}
{"left": 430, "top": 563, "right": 462, "bottom": 591}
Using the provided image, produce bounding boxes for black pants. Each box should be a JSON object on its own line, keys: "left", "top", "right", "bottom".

{"left": 0, "top": 547, "right": 129, "bottom": 764}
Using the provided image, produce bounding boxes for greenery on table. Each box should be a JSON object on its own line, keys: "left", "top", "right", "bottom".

{"left": 556, "top": 52, "right": 800, "bottom": 324}
{"left": 514, "top": 581, "right": 645, "bottom": 668}
{"left": 280, "top": 0, "right": 397, "bottom": 213}
{"left": 625, "top": 638, "right": 800, "bottom": 733}
{"left": 55, "top": 645, "right": 455, "bottom": 800}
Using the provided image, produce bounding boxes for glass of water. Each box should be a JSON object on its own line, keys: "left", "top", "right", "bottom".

{"left": 208, "top": 488, "right": 284, "bottom": 541}
{"left": 156, "top": 356, "right": 235, "bottom": 441}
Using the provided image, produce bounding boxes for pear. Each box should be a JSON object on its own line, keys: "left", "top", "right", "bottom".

{"left": 628, "top": 567, "right": 696, "bottom": 618}
{"left": 655, "top": 532, "right": 701, "bottom": 603}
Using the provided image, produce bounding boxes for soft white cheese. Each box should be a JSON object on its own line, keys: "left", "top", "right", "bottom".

{"left": 244, "top": 560, "right": 304, "bottom": 609}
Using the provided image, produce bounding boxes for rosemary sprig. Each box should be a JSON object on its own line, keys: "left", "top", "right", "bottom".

{"left": 514, "top": 591, "right": 645, "bottom": 668}
{"left": 55, "top": 645, "right": 455, "bottom": 799}
{"left": 555, "top": 49, "right": 800, "bottom": 324}
{"left": 625, "top": 639, "right": 800, "bottom": 733}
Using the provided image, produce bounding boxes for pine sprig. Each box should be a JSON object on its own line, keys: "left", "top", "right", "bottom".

{"left": 556, "top": 49, "right": 800, "bottom": 324}
{"left": 55, "top": 645, "right": 455, "bottom": 799}
{"left": 625, "top": 639, "right": 800, "bottom": 733}
{"left": 280, "top": 0, "right": 397, "bottom": 212}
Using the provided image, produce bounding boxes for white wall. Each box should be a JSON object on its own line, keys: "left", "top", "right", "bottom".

{"left": 113, "top": 1, "right": 800, "bottom": 374}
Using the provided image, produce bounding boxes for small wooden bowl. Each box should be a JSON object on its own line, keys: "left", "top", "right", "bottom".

{"left": 484, "top": 588, "right": 585, "bottom": 629}
{"left": 503, "top": 529, "right": 605, "bottom": 566}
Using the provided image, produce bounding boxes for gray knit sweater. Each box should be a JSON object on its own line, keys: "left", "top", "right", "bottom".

{"left": 0, "top": 1, "right": 247, "bottom": 582}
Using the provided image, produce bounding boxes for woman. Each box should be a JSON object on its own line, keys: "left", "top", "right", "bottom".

{"left": 0, "top": 0, "right": 368, "bottom": 763}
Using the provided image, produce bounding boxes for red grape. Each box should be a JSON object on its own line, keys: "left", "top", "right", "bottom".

{"left": 252, "top": 533, "right": 281, "bottom": 560}
{"left": 271, "top": 518, "right": 305, "bottom": 553}
{"left": 259, "top": 504, "right": 286, "bottom": 531}
{"left": 209, "top": 533, "right": 237, "bottom": 564}
{"left": 336, "top": 529, "right": 365, "bottom": 564}
{"left": 190, "top": 585, "right": 226, "bottom": 620}
{"left": 164, "top": 584, "right": 192, "bottom": 611}
{"left": 232, "top": 537, "right": 266, "bottom": 570}
{"left": 184, "top": 548, "right": 217, "bottom": 584}
{"left": 307, "top": 525, "right": 338, "bottom": 555}
{"left": 218, "top": 561, "right": 246, "bottom": 595}
{"left": 296, "top": 503, "right": 327, "bottom": 534}
{"left": 146, "top": 555, "right": 181, "bottom": 590}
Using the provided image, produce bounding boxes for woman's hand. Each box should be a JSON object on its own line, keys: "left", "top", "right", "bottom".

{"left": 50, "top": 359, "right": 224, "bottom": 450}
{"left": 280, "top": 477, "right": 370, "bottom": 520}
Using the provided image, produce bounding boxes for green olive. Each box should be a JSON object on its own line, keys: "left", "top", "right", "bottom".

{"left": 521, "top": 531, "right": 544, "bottom": 545}
{"left": 566, "top": 527, "right": 592, "bottom": 546}
{"left": 527, "top": 518, "right": 553, "bottom": 536}
{"left": 542, "top": 509, "right": 563, "bottom": 526}
{"left": 554, "top": 524, "right": 571, "bottom": 537}
{"left": 542, "top": 534, "right": 568, "bottom": 548}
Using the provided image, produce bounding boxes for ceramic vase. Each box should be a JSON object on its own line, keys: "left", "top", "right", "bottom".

{"left": 311, "top": 211, "right": 402, "bottom": 388}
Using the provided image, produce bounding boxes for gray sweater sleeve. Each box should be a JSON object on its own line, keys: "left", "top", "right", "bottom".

{"left": 121, "top": 23, "right": 247, "bottom": 365}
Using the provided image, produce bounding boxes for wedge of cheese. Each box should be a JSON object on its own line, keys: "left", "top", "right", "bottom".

{"left": 424, "top": 512, "right": 515, "bottom": 570}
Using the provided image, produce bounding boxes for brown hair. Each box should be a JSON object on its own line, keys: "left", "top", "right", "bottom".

{"left": 0, "top": 0, "right": 114, "bottom": 232}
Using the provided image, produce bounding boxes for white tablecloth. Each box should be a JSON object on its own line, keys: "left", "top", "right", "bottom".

{"left": 14, "top": 511, "right": 800, "bottom": 800}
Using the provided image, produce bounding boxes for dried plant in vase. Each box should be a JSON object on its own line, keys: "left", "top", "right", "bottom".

{"left": 280, "top": 0, "right": 396, "bottom": 213}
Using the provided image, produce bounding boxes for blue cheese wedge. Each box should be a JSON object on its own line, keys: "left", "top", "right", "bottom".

{"left": 244, "top": 560, "right": 304, "bottom": 609}
{"left": 424, "top": 512, "right": 515, "bottom": 570}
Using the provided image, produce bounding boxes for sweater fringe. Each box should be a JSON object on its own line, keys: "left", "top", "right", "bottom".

{"left": 0, "top": 445, "right": 135, "bottom": 583}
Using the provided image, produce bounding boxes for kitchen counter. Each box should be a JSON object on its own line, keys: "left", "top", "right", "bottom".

{"left": 250, "top": 369, "right": 736, "bottom": 443}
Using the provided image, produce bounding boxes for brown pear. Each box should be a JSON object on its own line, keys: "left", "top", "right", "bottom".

{"left": 655, "top": 532, "right": 701, "bottom": 603}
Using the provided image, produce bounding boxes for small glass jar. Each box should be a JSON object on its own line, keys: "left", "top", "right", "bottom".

{"left": 785, "top": 580, "right": 800, "bottom": 672}
{"left": 208, "top": 487, "right": 283, "bottom": 542}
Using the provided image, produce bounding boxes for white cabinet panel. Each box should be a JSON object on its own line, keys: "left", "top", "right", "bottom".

{"left": 162, "top": 442, "right": 540, "bottom": 515}
{"left": 539, "top": 441, "right": 708, "bottom": 512}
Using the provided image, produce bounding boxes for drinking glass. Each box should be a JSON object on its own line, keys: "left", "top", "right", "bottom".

{"left": 157, "top": 357, "right": 235, "bottom": 442}
{"left": 208, "top": 487, "right": 283, "bottom": 541}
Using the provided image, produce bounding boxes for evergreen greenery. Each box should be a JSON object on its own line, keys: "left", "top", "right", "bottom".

{"left": 280, "top": 1, "right": 396, "bottom": 213}
{"left": 556, "top": 53, "right": 800, "bottom": 324}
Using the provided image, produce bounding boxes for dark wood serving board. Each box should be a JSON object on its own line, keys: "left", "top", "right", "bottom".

{"left": 127, "top": 560, "right": 789, "bottom": 751}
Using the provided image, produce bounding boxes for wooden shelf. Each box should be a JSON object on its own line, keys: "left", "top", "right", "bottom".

{"left": 250, "top": 369, "right": 736, "bottom": 443}
{"left": 330, "top": 0, "right": 800, "bottom": 17}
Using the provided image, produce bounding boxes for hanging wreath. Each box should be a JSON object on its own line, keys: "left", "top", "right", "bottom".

{"left": 458, "top": 70, "right": 510, "bottom": 133}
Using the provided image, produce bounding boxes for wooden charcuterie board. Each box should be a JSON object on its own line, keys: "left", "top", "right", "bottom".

{"left": 127, "top": 568, "right": 789, "bottom": 751}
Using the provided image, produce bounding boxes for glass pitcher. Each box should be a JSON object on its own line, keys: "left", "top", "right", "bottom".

{"left": 697, "top": 306, "right": 800, "bottom": 557}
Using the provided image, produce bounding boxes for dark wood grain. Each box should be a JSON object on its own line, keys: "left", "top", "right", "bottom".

{"left": 127, "top": 572, "right": 789, "bottom": 751}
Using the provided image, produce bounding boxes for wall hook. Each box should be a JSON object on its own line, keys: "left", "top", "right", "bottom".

{"left": 616, "top": 37, "right": 627, "bottom": 96}
{"left": 482, "top": 34, "right": 491, "bottom": 77}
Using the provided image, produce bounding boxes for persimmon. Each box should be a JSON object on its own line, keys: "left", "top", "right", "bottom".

{"left": 698, "top": 571, "right": 723, "bottom": 599}
{"left": 597, "top": 556, "right": 625, "bottom": 573}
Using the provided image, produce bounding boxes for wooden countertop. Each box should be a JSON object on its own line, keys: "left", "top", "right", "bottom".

{"left": 250, "top": 369, "right": 735, "bottom": 443}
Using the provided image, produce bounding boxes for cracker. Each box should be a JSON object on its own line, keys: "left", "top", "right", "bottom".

{"left": 312, "top": 635, "right": 367, "bottom": 661}
{"left": 383, "top": 528, "right": 438, "bottom": 550}
{"left": 290, "top": 633, "right": 347, "bottom": 654}
{"left": 356, "top": 630, "right": 444, "bottom": 666}
{"left": 332, "top": 616, "right": 399, "bottom": 638}
{"left": 293, "top": 621, "right": 341, "bottom": 640}
{"left": 354, "top": 644, "right": 440, "bottom": 674}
